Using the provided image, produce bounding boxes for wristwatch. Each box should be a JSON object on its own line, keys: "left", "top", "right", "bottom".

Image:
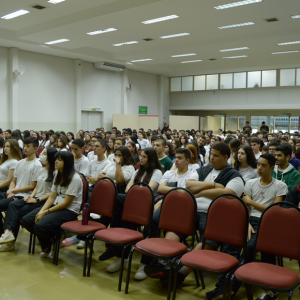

{"left": 116, "top": 161, "right": 121, "bottom": 165}
{"left": 36, "top": 198, "right": 40, "bottom": 203}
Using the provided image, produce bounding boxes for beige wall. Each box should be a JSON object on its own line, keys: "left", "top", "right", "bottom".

{"left": 201, "top": 116, "right": 222, "bottom": 133}
{"left": 113, "top": 114, "right": 159, "bottom": 130}
{"left": 169, "top": 115, "right": 199, "bottom": 130}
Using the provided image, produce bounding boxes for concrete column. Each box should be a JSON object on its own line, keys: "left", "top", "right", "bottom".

{"left": 158, "top": 75, "right": 170, "bottom": 129}
{"left": 74, "top": 59, "right": 82, "bottom": 132}
{"left": 8, "top": 48, "right": 19, "bottom": 129}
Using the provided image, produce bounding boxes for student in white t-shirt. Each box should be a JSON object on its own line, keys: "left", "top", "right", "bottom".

{"left": 241, "top": 153, "right": 287, "bottom": 300}
{"left": 87, "top": 135, "right": 101, "bottom": 162}
{"left": 251, "top": 138, "right": 262, "bottom": 161}
{"left": 57, "top": 136, "right": 68, "bottom": 152}
{"left": 67, "top": 132, "right": 74, "bottom": 147}
{"left": 21, "top": 151, "right": 82, "bottom": 257}
{"left": 71, "top": 139, "right": 89, "bottom": 175}
{"left": 107, "top": 137, "right": 125, "bottom": 163}
{"left": 0, "top": 139, "right": 22, "bottom": 197}
{"left": 234, "top": 145, "right": 259, "bottom": 183}
{"left": 0, "top": 147, "right": 57, "bottom": 251}
{"left": 137, "top": 131, "right": 151, "bottom": 150}
{"left": 40, "top": 132, "right": 50, "bottom": 148}
{"left": 103, "top": 147, "right": 163, "bottom": 277}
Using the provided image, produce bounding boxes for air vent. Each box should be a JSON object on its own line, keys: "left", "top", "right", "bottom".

{"left": 32, "top": 5, "right": 46, "bottom": 10}
{"left": 209, "top": 58, "right": 217, "bottom": 61}
{"left": 265, "top": 18, "right": 278, "bottom": 22}
{"left": 94, "top": 62, "right": 126, "bottom": 72}
{"left": 143, "top": 38, "right": 153, "bottom": 41}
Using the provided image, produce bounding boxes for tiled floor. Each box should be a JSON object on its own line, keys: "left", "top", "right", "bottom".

{"left": 1, "top": 228, "right": 300, "bottom": 300}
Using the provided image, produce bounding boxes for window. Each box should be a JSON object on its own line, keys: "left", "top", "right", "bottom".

{"left": 182, "top": 76, "right": 193, "bottom": 91}
{"left": 220, "top": 73, "right": 233, "bottom": 89}
{"left": 170, "top": 77, "right": 181, "bottom": 91}
{"left": 280, "top": 69, "right": 295, "bottom": 86}
{"left": 247, "top": 71, "right": 261, "bottom": 88}
{"left": 206, "top": 74, "right": 218, "bottom": 90}
{"left": 234, "top": 72, "right": 246, "bottom": 89}
{"left": 296, "top": 68, "right": 300, "bottom": 86}
{"left": 194, "top": 75, "right": 206, "bottom": 90}
{"left": 262, "top": 70, "right": 276, "bottom": 87}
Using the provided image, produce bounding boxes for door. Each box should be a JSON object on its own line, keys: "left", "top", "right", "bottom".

{"left": 81, "top": 111, "right": 102, "bottom": 131}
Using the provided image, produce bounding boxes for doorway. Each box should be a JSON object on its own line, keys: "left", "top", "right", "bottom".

{"left": 81, "top": 111, "right": 103, "bottom": 131}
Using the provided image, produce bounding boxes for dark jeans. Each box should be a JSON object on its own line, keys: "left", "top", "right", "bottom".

{"left": 21, "top": 207, "right": 77, "bottom": 251}
{"left": 4, "top": 199, "right": 44, "bottom": 239}
{"left": 0, "top": 188, "right": 8, "bottom": 200}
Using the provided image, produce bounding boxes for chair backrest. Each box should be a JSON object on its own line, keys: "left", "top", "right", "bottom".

{"left": 136, "top": 162, "right": 140, "bottom": 169}
{"left": 89, "top": 177, "right": 117, "bottom": 217}
{"left": 37, "top": 147, "right": 44, "bottom": 156}
{"left": 122, "top": 183, "right": 154, "bottom": 226}
{"left": 79, "top": 173, "right": 89, "bottom": 211}
{"left": 159, "top": 188, "right": 197, "bottom": 237}
{"left": 256, "top": 202, "right": 300, "bottom": 261}
{"left": 204, "top": 195, "right": 249, "bottom": 249}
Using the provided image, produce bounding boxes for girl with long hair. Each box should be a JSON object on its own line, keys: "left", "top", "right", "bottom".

{"left": 49, "top": 134, "right": 58, "bottom": 148}
{"left": 228, "top": 139, "right": 241, "bottom": 166}
{"left": 76, "top": 132, "right": 84, "bottom": 140}
{"left": 126, "top": 141, "right": 139, "bottom": 164}
{"left": 40, "top": 132, "right": 50, "bottom": 148}
{"left": 180, "top": 135, "right": 188, "bottom": 148}
{"left": 57, "top": 136, "right": 68, "bottom": 152}
{"left": 172, "top": 138, "right": 180, "bottom": 152}
{"left": 106, "top": 137, "right": 116, "bottom": 157}
{"left": 165, "top": 141, "right": 175, "bottom": 161}
{"left": 67, "top": 132, "right": 74, "bottom": 147}
{"left": 84, "top": 133, "right": 92, "bottom": 155}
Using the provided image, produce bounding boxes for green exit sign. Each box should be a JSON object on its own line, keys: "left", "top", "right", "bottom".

{"left": 91, "top": 108, "right": 100, "bottom": 111}
{"left": 139, "top": 106, "right": 148, "bottom": 115}
{"left": 282, "top": 113, "right": 291, "bottom": 116}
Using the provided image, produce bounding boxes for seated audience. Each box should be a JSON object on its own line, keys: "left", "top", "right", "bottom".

{"left": 251, "top": 138, "right": 262, "bottom": 160}
{"left": 71, "top": 139, "right": 89, "bottom": 175}
{"left": 153, "top": 139, "right": 173, "bottom": 172}
{"left": 126, "top": 141, "right": 139, "bottom": 164}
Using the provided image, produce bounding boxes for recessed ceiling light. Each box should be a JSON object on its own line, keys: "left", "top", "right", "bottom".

{"left": 218, "top": 22, "right": 255, "bottom": 29}
{"left": 222, "top": 55, "right": 248, "bottom": 59}
{"left": 47, "top": 0, "right": 65, "bottom": 3}
{"left": 291, "top": 15, "right": 300, "bottom": 19}
{"left": 271, "top": 50, "right": 300, "bottom": 54}
{"left": 131, "top": 59, "right": 153, "bottom": 62}
{"left": 181, "top": 60, "right": 202, "bottom": 63}
{"left": 45, "top": 39, "right": 70, "bottom": 45}
{"left": 171, "top": 53, "right": 197, "bottom": 57}
{"left": 1, "top": 9, "right": 30, "bottom": 20}
{"left": 219, "top": 47, "right": 249, "bottom": 52}
{"left": 113, "top": 41, "right": 138, "bottom": 46}
{"left": 278, "top": 41, "right": 300, "bottom": 45}
{"left": 142, "top": 15, "right": 179, "bottom": 24}
{"left": 126, "top": 62, "right": 133, "bottom": 65}
{"left": 160, "top": 33, "right": 190, "bottom": 39}
{"left": 215, "top": 0, "right": 262, "bottom": 10}
{"left": 87, "top": 28, "right": 117, "bottom": 35}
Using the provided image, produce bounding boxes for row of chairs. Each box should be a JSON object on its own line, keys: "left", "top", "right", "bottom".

{"left": 28, "top": 173, "right": 300, "bottom": 300}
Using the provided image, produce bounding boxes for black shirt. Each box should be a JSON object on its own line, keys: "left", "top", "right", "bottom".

{"left": 243, "top": 126, "right": 252, "bottom": 136}
{"left": 260, "top": 125, "right": 269, "bottom": 132}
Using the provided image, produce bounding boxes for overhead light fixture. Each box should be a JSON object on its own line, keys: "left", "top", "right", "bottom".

{"left": 271, "top": 50, "right": 300, "bottom": 54}
{"left": 171, "top": 53, "right": 197, "bottom": 57}
{"left": 222, "top": 55, "right": 248, "bottom": 58}
{"left": 218, "top": 22, "right": 255, "bottom": 29}
{"left": 219, "top": 47, "right": 249, "bottom": 52}
{"left": 278, "top": 41, "right": 300, "bottom": 45}
{"left": 215, "top": 0, "right": 262, "bottom": 10}
{"left": 47, "top": 0, "right": 65, "bottom": 3}
{"left": 113, "top": 41, "right": 138, "bottom": 46}
{"left": 1, "top": 9, "right": 30, "bottom": 20}
{"left": 87, "top": 28, "right": 117, "bottom": 35}
{"left": 160, "top": 33, "right": 190, "bottom": 39}
{"left": 142, "top": 15, "right": 179, "bottom": 24}
{"left": 291, "top": 15, "right": 300, "bottom": 19}
{"left": 131, "top": 59, "right": 153, "bottom": 62}
{"left": 181, "top": 60, "right": 202, "bottom": 63}
{"left": 45, "top": 39, "right": 70, "bottom": 45}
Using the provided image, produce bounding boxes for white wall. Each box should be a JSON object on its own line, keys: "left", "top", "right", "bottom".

{"left": 0, "top": 47, "right": 8, "bottom": 129}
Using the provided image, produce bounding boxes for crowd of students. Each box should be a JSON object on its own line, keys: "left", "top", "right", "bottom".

{"left": 0, "top": 124, "right": 300, "bottom": 300}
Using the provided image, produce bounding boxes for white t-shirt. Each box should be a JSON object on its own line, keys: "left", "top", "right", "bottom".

{"left": 239, "top": 166, "right": 259, "bottom": 183}
{"left": 138, "top": 139, "right": 151, "bottom": 150}
{"left": 244, "top": 177, "right": 288, "bottom": 218}
{"left": 14, "top": 158, "right": 42, "bottom": 197}
{"left": 68, "top": 141, "right": 73, "bottom": 147}
{"left": 87, "top": 151, "right": 97, "bottom": 162}
{"left": 18, "top": 140, "right": 23, "bottom": 149}
{"left": 57, "top": 148, "right": 68, "bottom": 152}
{"left": 189, "top": 169, "right": 245, "bottom": 213}
{"left": 0, "top": 159, "right": 19, "bottom": 184}
{"left": 255, "top": 152, "right": 262, "bottom": 160}
{"left": 108, "top": 153, "right": 115, "bottom": 163}
{"left": 102, "top": 162, "right": 135, "bottom": 184}
{"left": 160, "top": 169, "right": 192, "bottom": 188}
{"left": 41, "top": 140, "right": 50, "bottom": 148}
{"left": 131, "top": 169, "right": 163, "bottom": 194}
{"left": 86, "top": 158, "right": 111, "bottom": 186}
{"left": 172, "top": 163, "right": 200, "bottom": 172}
{"left": 35, "top": 168, "right": 57, "bottom": 198}
{"left": 74, "top": 155, "right": 89, "bottom": 175}
{"left": 51, "top": 172, "right": 83, "bottom": 214}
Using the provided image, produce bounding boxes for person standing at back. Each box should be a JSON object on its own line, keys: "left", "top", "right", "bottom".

{"left": 260, "top": 121, "right": 269, "bottom": 134}
{"left": 243, "top": 121, "right": 252, "bottom": 137}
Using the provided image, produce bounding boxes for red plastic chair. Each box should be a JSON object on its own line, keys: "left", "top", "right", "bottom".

{"left": 37, "top": 147, "right": 44, "bottom": 157}
{"left": 135, "top": 162, "right": 140, "bottom": 169}
{"left": 172, "top": 194, "right": 249, "bottom": 300}
{"left": 231, "top": 202, "right": 300, "bottom": 300}
{"left": 90, "top": 182, "right": 154, "bottom": 290}
{"left": 125, "top": 188, "right": 197, "bottom": 300}
{"left": 59, "top": 177, "right": 117, "bottom": 276}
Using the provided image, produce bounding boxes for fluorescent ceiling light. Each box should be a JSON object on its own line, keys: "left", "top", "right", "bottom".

{"left": 160, "top": 33, "right": 190, "bottom": 39}
{"left": 131, "top": 59, "right": 153, "bottom": 62}
{"left": 222, "top": 55, "right": 247, "bottom": 59}
{"left": 220, "top": 47, "right": 249, "bottom": 52}
{"left": 215, "top": 0, "right": 262, "bottom": 10}
{"left": 113, "top": 41, "right": 138, "bottom": 46}
{"left": 278, "top": 41, "right": 300, "bottom": 45}
{"left": 291, "top": 15, "right": 300, "bottom": 19}
{"left": 181, "top": 60, "right": 202, "bottom": 63}
{"left": 171, "top": 53, "right": 196, "bottom": 57}
{"left": 1, "top": 9, "right": 30, "bottom": 20}
{"left": 218, "top": 22, "right": 255, "bottom": 29}
{"left": 87, "top": 28, "right": 117, "bottom": 35}
{"left": 271, "top": 50, "right": 300, "bottom": 54}
{"left": 142, "top": 15, "right": 179, "bottom": 24}
{"left": 45, "top": 39, "right": 70, "bottom": 45}
{"left": 47, "top": 0, "right": 65, "bottom": 3}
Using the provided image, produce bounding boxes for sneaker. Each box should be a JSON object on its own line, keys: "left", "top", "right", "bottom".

{"left": 144, "top": 263, "right": 170, "bottom": 279}
{"left": 0, "top": 231, "right": 15, "bottom": 245}
{"left": 134, "top": 264, "right": 147, "bottom": 280}
{"left": 61, "top": 238, "right": 75, "bottom": 247}
{"left": 77, "top": 241, "right": 86, "bottom": 249}
{"left": 99, "top": 246, "right": 116, "bottom": 261}
{"left": 206, "top": 286, "right": 224, "bottom": 300}
{"left": 0, "top": 243, "right": 15, "bottom": 252}
{"left": 255, "top": 291, "right": 279, "bottom": 300}
{"left": 40, "top": 250, "right": 51, "bottom": 258}
{"left": 107, "top": 258, "right": 128, "bottom": 273}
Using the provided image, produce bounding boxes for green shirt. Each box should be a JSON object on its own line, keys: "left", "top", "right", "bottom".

{"left": 271, "top": 166, "right": 300, "bottom": 191}
{"left": 159, "top": 156, "right": 173, "bottom": 172}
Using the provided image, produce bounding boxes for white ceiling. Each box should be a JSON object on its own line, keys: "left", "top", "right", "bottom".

{"left": 0, "top": 0, "right": 300, "bottom": 76}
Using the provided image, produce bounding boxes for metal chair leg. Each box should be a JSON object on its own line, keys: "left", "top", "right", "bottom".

{"left": 118, "top": 245, "right": 129, "bottom": 292}
{"left": 32, "top": 234, "right": 36, "bottom": 254}
{"left": 83, "top": 237, "right": 88, "bottom": 277}
{"left": 172, "top": 260, "right": 181, "bottom": 300}
{"left": 29, "top": 233, "right": 32, "bottom": 253}
{"left": 244, "top": 283, "right": 253, "bottom": 300}
{"left": 199, "top": 271, "right": 205, "bottom": 289}
{"left": 87, "top": 238, "right": 94, "bottom": 277}
{"left": 193, "top": 269, "right": 200, "bottom": 287}
{"left": 125, "top": 247, "right": 135, "bottom": 294}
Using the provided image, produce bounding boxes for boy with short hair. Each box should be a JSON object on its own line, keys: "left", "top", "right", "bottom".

{"left": 72, "top": 139, "right": 89, "bottom": 175}
{"left": 87, "top": 135, "right": 102, "bottom": 162}
{"left": 153, "top": 139, "right": 173, "bottom": 172}
{"left": 251, "top": 138, "right": 262, "bottom": 160}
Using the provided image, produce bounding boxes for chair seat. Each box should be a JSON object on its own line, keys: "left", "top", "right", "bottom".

{"left": 235, "top": 262, "right": 300, "bottom": 289}
{"left": 181, "top": 250, "right": 239, "bottom": 272}
{"left": 94, "top": 228, "right": 143, "bottom": 244}
{"left": 61, "top": 220, "right": 106, "bottom": 233}
{"left": 135, "top": 238, "right": 187, "bottom": 257}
